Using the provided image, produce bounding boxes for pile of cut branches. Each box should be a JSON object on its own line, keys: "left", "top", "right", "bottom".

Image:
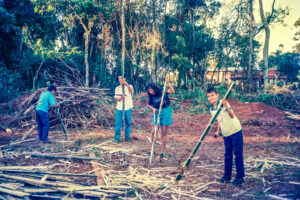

{"left": 0, "top": 166, "right": 131, "bottom": 199}
{"left": 7, "top": 85, "right": 115, "bottom": 131}
{"left": 270, "top": 88, "right": 300, "bottom": 112}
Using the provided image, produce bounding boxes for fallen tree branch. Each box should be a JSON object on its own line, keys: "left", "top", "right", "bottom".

{"left": 0, "top": 169, "right": 97, "bottom": 177}
{"left": 22, "top": 125, "right": 36, "bottom": 140}
{"left": 0, "top": 186, "right": 30, "bottom": 197}
{"left": 0, "top": 139, "right": 35, "bottom": 149}
{"left": 31, "top": 153, "right": 104, "bottom": 161}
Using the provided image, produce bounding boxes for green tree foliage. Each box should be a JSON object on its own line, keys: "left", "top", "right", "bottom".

{"left": 0, "top": 6, "right": 20, "bottom": 70}
{"left": 162, "top": 0, "right": 220, "bottom": 86}
{"left": 293, "top": 18, "right": 300, "bottom": 53}
{"left": 269, "top": 51, "right": 300, "bottom": 82}
{"left": 0, "top": 0, "right": 296, "bottom": 103}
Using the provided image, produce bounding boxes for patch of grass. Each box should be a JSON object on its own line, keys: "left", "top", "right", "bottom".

{"left": 254, "top": 190, "right": 266, "bottom": 199}
{"left": 101, "top": 138, "right": 110, "bottom": 142}
{"left": 92, "top": 147, "right": 101, "bottom": 157}
{"left": 268, "top": 139, "right": 273, "bottom": 144}
{"left": 215, "top": 191, "right": 222, "bottom": 197}
{"left": 141, "top": 146, "right": 147, "bottom": 153}
{"left": 256, "top": 161, "right": 265, "bottom": 172}
{"left": 264, "top": 188, "right": 272, "bottom": 195}
{"left": 254, "top": 177, "right": 263, "bottom": 185}
{"left": 53, "top": 143, "right": 64, "bottom": 153}
{"left": 273, "top": 164, "right": 284, "bottom": 174}
{"left": 88, "top": 136, "right": 98, "bottom": 144}
{"left": 173, "top": 105, "right": 180, "bottom": 110}
{"left": 22, "top": 146, "right": 30, "bottom": 151}
{"left": 141, "top": 107, "right": 150, "bottom": 117}
{"left": 137, "top": 125, "right": 145, "bottom": 134}
{"left": 292, "top": 170, "right": 300, "bottom": 178}
{"left": 285, "top": 143, "right": 297, "bottom": 154}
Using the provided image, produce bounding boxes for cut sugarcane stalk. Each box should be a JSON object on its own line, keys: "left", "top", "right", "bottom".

{"left": 55, "top": 107, "right": 68, "bottom": 139}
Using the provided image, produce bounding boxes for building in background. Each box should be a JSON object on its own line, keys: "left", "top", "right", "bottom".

{"left": 205, "top": 68, "right": 287, "bottom": 88}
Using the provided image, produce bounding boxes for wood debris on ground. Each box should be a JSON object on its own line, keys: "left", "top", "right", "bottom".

{"left": 5, "top": 86, "right": 115, "bottom": 132}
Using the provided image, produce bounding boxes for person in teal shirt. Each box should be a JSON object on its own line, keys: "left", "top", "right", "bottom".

{"left": 35, "top": 85, "right": 57, "bottom": 143}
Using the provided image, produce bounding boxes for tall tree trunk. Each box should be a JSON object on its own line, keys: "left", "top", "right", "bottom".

{"left": 75, "top": 14, "right": 93, "bottom": 87}
{"left": 151, "top": 43, "right": 156, "bottom": 82}
{"left": 190, "top": 9, "right": 196, "bottom": 77}
{"left": 33, "top": 60, "right": 44, "bottom": 91}
{"left": 18, "top": 28, "right": 23, "bottom": 69}
{"left": 84, "top": 32, "right": 90, "bottom": 87}
{"left": 64, "top": 29, "right": 70, "bottom": 47}
{"left": 247, "top": 0, "right": 254, "bottom": 91}
{"left": 202, "top": 9, "right": 208, "bottom": 85}
{"left": 259, "top": 0, "right": 271, "bottom": 90}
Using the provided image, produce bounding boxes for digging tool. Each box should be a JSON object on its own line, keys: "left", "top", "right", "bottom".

{"left": 149, "top": 76, "right": 169, "bottom": 164}
{"left": 175, "top": 83, "right": 234, "bottom": 183}
{"left": 54, "top": 107, "right": 68, "bottom": 140}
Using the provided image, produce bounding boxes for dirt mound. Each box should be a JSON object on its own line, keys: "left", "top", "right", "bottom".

{"left": 227, "top": 98, "right": 298, "bottom": 137}
{"left": 132, "top": 97, "right": 299, "bottom": 138}
{"left": 228, "top": 98, "right": 286, "bottom": 122}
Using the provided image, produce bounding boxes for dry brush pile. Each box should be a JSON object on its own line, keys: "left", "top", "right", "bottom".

{"left": 6, "top": 86, "right": 115, "bottom": 131}
{"left": 270, "top": 87, "right": 300, "bottom": 112}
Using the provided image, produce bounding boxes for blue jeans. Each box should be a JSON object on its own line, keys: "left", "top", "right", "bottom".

{"left": 115, "top": 109, "right": 132, "bottom": 141}
{"left": 223, "top": 130, "right": 245, "bottom": 179}
{"left": 36, "top": 110, "right": 50, "bottom": 141}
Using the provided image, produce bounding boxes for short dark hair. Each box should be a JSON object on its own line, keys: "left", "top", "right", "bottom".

{"left": 206, "top": 87, "right": 218, "bottom": 94}
{"left": 117, "top": 75, "right": 124, "bottom": 82}
{"left": 48, "top": 85, "right": 57, "bottom": 92}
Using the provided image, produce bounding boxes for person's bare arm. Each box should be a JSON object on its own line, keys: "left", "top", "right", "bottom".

{"left": 166, "top": 77, "right": 175, "bottom": 94}
{"left": 126, "top": 83, "right": 134, "bottom": 94}
{"left": 115, "top": 95, "right": 124, "bottom": 102}
{"left": 221, "top": 99, "right": 235, "bottom": 118}
{"left": 122, "top": 78, "right": 133, "bottom": 94}
{"left": 214, "top": 125, "right": 220, "bottom": 138}
{"left": 147, "top": 104, "right": 157, "bottom": 113}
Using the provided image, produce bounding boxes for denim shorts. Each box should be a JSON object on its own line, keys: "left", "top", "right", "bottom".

{"left": 152, "top": 106, "right": 172, "bottom": 126}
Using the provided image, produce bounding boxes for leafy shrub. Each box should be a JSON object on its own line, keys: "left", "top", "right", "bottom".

{"left": 0, "top": 62, "right": 21, "bottom": 102}
{"left": 173, "top": 83, "right": 282, "bottom": 114}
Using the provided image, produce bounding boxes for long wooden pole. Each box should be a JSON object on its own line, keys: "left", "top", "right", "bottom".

{"left": 55, "top": 107, "right": 68, "bottom": 140}
{"left": 121, "top": 0, "right": 126, "bottom": 132}
{"left": 175, "top": 83, "right": 234, "bottom": 183}
{"left": 149, "top": 76, "right": 168, "bottom": 163}
{"left": 31, "top": 153, "right": 103, "bottom": 161}
{"left": 22, "top": 125, "right": 36, "bottom": 140}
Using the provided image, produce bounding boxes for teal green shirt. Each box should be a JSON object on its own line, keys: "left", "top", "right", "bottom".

{"left": 35, "top": 91, "right": 56, "bottom": 113}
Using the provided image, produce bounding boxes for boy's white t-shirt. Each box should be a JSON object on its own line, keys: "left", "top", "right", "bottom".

{"left": 210, "top": 100, "right": 242, "bottom": 137}
{"left": 114, "top": 85, "right": 134, "bottom": 111}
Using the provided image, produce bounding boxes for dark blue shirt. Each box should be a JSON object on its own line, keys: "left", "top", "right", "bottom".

{"left": 148, "top": 89, "right": 170, "bottom": 109}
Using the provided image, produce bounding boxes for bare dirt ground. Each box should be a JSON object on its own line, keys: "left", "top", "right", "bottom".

{"left": 0, "top": 97, "right": 299, "bottom": 199}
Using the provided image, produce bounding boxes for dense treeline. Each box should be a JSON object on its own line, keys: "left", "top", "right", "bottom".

{"left": 0, "top": 0, "right": 299, "bottom": 102}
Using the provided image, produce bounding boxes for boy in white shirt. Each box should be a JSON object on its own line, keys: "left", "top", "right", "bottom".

{"left": 207, "top": 87, "right": 245, "bottom": 185}
{"left": 114, "top": 76, "right": 134, "bottom": 142}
